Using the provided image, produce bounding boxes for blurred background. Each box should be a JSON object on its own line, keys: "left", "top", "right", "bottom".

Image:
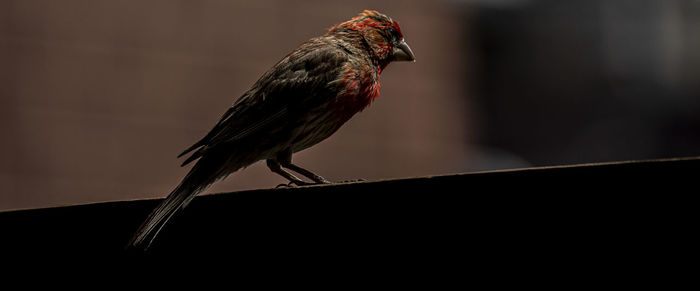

{"left": 2, "top": 0, "right": 699, "bottom": 211}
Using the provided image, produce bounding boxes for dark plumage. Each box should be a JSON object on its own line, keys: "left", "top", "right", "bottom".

{"left": 128, "top": 10, "right": 415, "bottom": 250}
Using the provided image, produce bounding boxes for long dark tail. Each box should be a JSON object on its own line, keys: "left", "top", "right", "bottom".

{"left": 127, "top": 157, "right": 226, "bottom": 251}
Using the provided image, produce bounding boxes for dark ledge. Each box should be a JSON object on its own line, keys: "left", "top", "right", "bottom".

{"left": 1, "top": 157, "right": 696, "bottom": 267}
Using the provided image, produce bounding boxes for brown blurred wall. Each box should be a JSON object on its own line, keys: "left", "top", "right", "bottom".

{"left": 0, "top": 0, "right": 472, "bottom": 210}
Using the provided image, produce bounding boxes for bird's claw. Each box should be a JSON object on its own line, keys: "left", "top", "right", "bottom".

{"left": 275, "top": 179, "right": 363, "bottom": 188}
{"left": 275, "top": 180, "right": 315, "bottom": 188}
{"left": 276, "top": 182, "right": 295, "bottom": 188}
{"left": 340, "top": 178, "right": 366, "bottom": 183}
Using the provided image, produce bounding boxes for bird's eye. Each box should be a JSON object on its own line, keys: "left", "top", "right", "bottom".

{"left": 387, "top": 28, "right": 402, "bottom": 42}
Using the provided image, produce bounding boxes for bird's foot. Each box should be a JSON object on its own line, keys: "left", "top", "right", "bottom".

{"left": 275, "top": 179, "right": 362, "bottom": 188}
{"left": 275, "top": 183, "right": 294, "bottom": 188}
{"left": 276, "top": 182, "right": 304, "bottom": 188}
{"left": 275, "top": 180, "right": 324, "bottom": 188}
{"left": 340, "top": 178, "right": 366, "bottom": 183}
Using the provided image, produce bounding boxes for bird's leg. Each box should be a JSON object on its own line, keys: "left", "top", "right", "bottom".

{"left": 274, "top": 152, "right": 331, "bottom": 184}
{"left": 282, "top": 162, "right": 332, "bottom": 184}
{"left": 266, "top": 159, "right": 313, "bottom": 186}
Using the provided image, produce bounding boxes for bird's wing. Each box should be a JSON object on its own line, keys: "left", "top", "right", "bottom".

{"left": 179, "top": 40, "right": 349, "bottom": 166}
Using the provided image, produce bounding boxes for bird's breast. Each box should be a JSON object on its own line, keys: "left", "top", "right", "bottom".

{"left": 287, "top": 76, "right": 379, "bottom": 153}
{"left": 336, "top": 65, "right": 380, "bottom": 114}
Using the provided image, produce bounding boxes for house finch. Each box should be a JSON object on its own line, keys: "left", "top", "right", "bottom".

{"left": 128, "top": 10, "right": 415, "bottom": 250}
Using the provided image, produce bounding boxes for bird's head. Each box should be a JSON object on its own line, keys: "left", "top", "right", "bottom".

{"left": 328, "top": 10, "right": 416, "bottom": 69}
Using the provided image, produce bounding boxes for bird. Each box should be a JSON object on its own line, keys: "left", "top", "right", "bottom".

{"left": 128, "top": 10, "right": 416, "bottom": 250}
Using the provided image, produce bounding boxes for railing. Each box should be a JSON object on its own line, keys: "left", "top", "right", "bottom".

{"left": 1, "top": 157, "right": 696, "bottom": 262}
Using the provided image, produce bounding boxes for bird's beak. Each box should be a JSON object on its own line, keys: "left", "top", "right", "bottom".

{"left": 392, "top": 40, "right": 416, "bottom": 62}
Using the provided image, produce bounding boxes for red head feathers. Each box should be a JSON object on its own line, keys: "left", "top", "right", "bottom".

{"left": 327, "top": 10, "right": 415, "bottom": 68}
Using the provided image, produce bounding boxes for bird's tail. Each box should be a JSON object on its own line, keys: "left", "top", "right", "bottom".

{"left": 127, "top": 157, "right": 225, "bottom": 251}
